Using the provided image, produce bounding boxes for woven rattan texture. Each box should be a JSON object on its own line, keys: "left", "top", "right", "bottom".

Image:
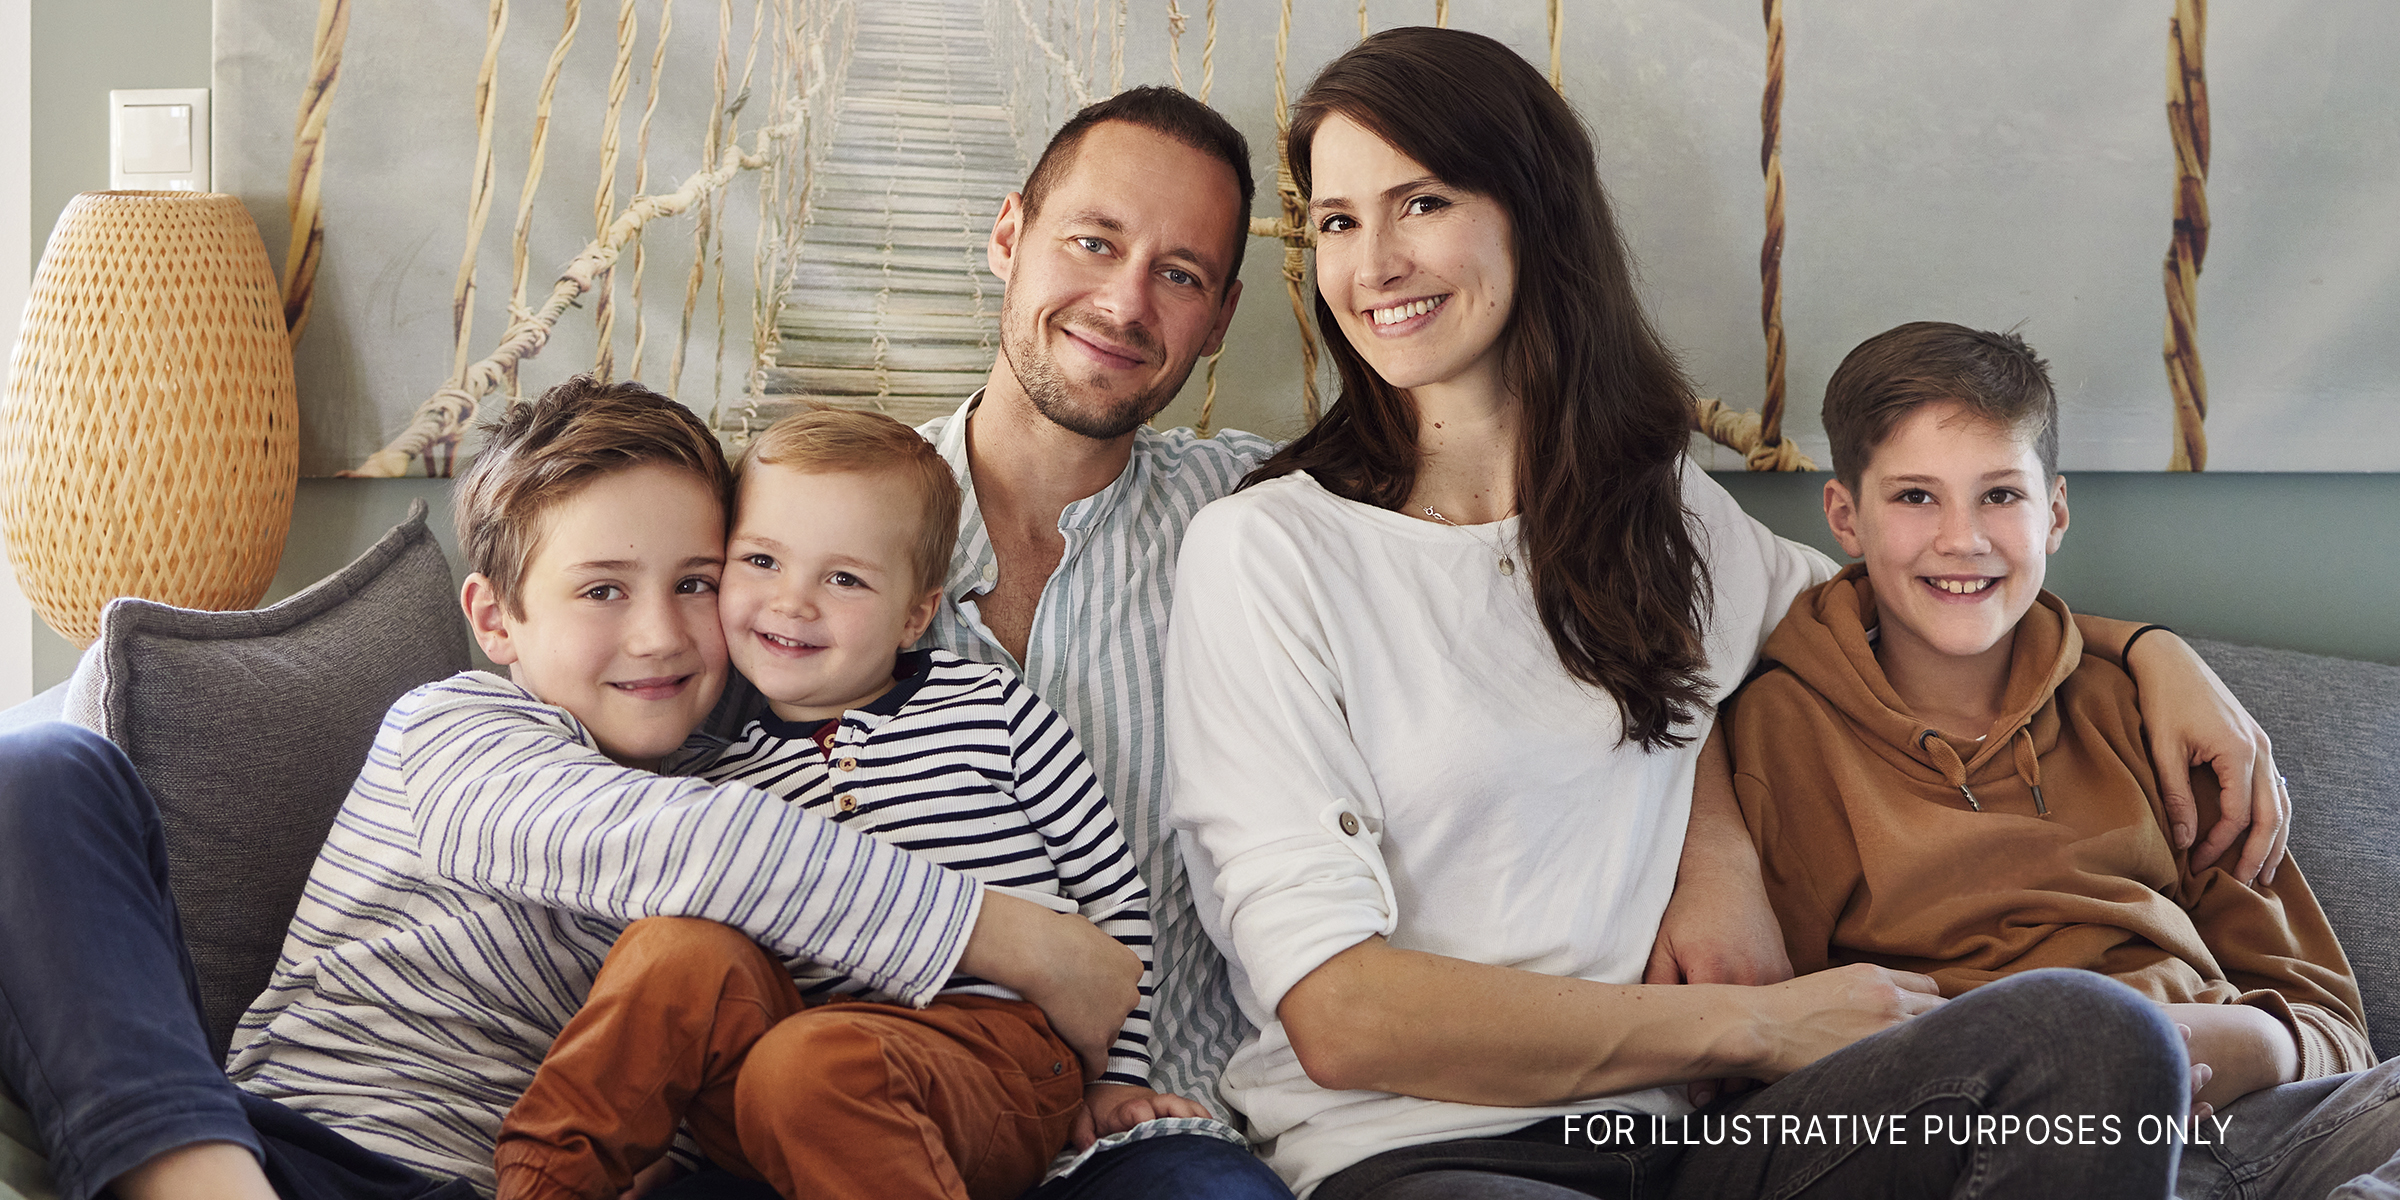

{"left": 2, "top": 191, "right": 300, "bottom": 646}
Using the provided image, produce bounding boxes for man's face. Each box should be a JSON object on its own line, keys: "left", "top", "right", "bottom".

{"left": 989, "top": 121, "right": 1246, "bottom": 440}
{"left": 465, "top": 461, "right": 730, "bottom": 769}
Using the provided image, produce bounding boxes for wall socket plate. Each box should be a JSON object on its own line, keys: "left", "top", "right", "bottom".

{"left": 109, "top": 87, "right": 210, "bottom": 191}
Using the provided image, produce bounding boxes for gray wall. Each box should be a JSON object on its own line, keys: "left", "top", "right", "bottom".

{"left": 21, "top": 0, "right": 2399, "bottom": 690}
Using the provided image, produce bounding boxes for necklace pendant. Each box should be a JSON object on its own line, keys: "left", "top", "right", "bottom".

{"left": 1498, "top": 557, "right": 1516, "bottom": 576}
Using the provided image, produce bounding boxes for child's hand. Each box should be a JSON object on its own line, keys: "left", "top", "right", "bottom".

{"left": 2165, "top": 1002, "right": 2299, "bottom": 1112}
{"left": 1072, "top": 1083, "right": 1213, "bottom": 1148}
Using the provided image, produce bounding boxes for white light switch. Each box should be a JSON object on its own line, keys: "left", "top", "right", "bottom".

{"left": 110, "top": 88, "right": 210, "bottom": 190}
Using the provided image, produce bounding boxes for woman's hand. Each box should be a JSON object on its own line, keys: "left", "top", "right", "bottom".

{"left": 1073, "top": 1083, "right": 1213, "bottom": 1148}
{"left": 2120, "top": 628, "right": 2288, "bottom": 884}
{"left": 2165, "top": 1002, "right": 2298, "bottom": 1113}
{"left": 1741, "top": 964, "right": 1947, "bottom": 1081}
{"left": 958, "top": 891, "right": 1141, "bottom": 1079}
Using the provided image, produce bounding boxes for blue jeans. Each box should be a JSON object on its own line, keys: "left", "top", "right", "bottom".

{"left": 655, "top": 1133, "right": 1292, "bottom": 1199}
{"left": 0, "top": 724, "right": 465, "bottom": 1200}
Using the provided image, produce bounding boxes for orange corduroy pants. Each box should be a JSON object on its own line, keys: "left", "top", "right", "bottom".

{"left": 493, "top": 916, "right": 1084, "bottom": 1200}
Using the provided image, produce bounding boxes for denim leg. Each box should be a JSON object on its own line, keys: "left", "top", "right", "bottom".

{"left": 0, "top": 724, "right": 260, "bottom": 1200}
{"left": 1022, "top": 1134, "right": 1293, "bottom": 1200}
{"left": 2176, "top": 1056, "right": 2400, "bottom": 1200}
{"left": 1668, "top": 969, "right": 2188, "bottom": 1200}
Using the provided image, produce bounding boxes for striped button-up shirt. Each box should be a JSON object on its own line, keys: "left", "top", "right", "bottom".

{"left": 226, "top": 671, "right": 979, "bottom": 1193}
{"left": 918, "top": 392, "right": 1277, "bottom": 1121}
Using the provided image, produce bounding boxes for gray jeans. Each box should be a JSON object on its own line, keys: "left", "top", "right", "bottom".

{"left": 2178, "top": 1055, "right": 2400, "bottom": 1199}
{"left": 1325, "top": 970, "right": 2193, "bottom": 1200}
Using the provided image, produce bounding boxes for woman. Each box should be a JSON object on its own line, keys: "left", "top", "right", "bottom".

{"left": 1165, "top": 27, "right": 2273, "bottom": 1200}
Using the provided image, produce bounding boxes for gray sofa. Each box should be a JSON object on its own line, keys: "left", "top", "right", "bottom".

{"left": 1, "top": 508, "right": 2397, "bottom": 1199}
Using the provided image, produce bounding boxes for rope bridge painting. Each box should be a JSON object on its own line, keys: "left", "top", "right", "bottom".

{"left": 211, "top": 0, "right": 2400, "bottom": 477}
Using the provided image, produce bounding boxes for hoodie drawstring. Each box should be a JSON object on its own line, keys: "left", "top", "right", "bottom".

{"left": 2011, "top": 727, "right": 2049, "bottom": 816}
{"left": 1918, "top": 727, "right": 2050, "bottom": 817}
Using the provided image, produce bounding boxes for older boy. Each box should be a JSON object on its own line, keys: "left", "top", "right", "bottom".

{"left": 0, "top": 377, "right": 1137, "bottom": 1200}
{"left": 496, "top": 410, "right": 1210, "bottom": 1200}
{"left": 1729, "top": 321, "right": 2400, "bottom": 1196}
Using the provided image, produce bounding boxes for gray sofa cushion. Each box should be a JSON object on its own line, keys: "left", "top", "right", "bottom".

{"left": 61, "top": 498, "right": 469, "bottom": 1059}
{"left": 2192, "top": 637, "right": 2400, "bottom": 1061}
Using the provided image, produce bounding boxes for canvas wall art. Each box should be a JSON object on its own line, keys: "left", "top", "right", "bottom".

{"left": 212, "top": 0, "right": 2400, "bottom": 475}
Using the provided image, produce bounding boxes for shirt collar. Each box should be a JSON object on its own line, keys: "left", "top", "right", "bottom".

{"left": 934, "top": 388, "right": 1154, "bottom": 596}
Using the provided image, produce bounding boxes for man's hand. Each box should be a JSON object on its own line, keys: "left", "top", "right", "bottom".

{"left": 2123, "top": 630, "right": 2288, "bottom": 884}
{"left": 958, "top": 892, "right": 1141, "bottom": 1079}
{"left": 1648, "top": 724, "right": 1796, "bottom": 1105}
{"left": 1071, "top": 1083, "right": 1213, "bottom": 1149}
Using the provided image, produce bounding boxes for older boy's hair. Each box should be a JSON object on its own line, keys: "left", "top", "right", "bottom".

{"left": 1017, "top": 86, "right": 1255, "bottom": 287}
{"left": 454, "top": 374, "right": 734, "bottom": 618}
{"left": 1823, "top": 321, "right": 2060, "bottom": 492}
{"left": 737, "top": 408, "right": 962, "bottom": 596}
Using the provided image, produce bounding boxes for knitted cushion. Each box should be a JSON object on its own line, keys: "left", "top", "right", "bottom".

{"left": 61, "top": 498, "right": 469, "bottom": 1059}
{"left": 2192, "top": 637, "right": 2400, "bottom": 1061}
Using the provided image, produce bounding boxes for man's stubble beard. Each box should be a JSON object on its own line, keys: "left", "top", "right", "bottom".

{"left": 998, "top": 293, "right": 1194, "bottom": 441}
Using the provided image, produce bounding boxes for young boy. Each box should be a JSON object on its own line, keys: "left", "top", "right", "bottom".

{"left": 493, "top": 408, "right": 1210, "bottom": 1200}
{"left": 202, "top": 378, "right": 1138, "bottom": 1199}
{"left": 1729, "top": 321, "right": 2398, "bottom": 1194}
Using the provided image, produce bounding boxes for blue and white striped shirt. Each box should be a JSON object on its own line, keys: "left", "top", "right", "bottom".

{"left": 919, "top": 393, "right": 1278, "bottom": 1121}
{"left": 704, "top": 648, "right": 1157, "bottom": 1086}
{"left": 224, "top": 671, "right": 980, "bottom": 1193}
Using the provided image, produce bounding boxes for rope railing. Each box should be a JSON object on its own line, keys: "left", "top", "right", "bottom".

{"left": 2163, "top": 0, "right": 2209, "bottom": 471}
{"left": 344, "top": 107, "right": 817, "bottom": 476}
{"left": 278, "top": 0, "right": 347, "bottom": 346}
{"left": 1756, "top": 0, "right": 1787, "bottom": 455}
{"left": 446, "top": 0, "right": 510, "bottom": 390}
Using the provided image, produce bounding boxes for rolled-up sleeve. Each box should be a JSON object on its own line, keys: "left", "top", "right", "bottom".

{"left": 1164, "top": 498, "right": 1398, "bottom": 1020}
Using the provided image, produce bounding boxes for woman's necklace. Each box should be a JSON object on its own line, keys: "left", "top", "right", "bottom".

{"left": 1422, "top": 505, "right": 1518, "bottom": 576}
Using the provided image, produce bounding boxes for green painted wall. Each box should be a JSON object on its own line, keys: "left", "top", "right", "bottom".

{"left": 22, "top": 0, "right": 2399, "bottom": 690}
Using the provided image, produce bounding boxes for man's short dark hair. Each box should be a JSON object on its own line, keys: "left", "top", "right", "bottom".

{"left": 1018, "top": 86, "right": 1255, "bottom": 287}
{"left": 1823, "top": 321, "right": 2061, "bottom": 493}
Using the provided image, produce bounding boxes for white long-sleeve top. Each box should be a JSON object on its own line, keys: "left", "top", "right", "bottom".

{"left": 226, "top": 671, "right": 982, "bottom": 1194}
{"left": 1164, "top": 465, "right": 1834, "bottom": 1196}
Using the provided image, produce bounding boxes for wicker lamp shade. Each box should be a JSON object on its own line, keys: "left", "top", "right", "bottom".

{"left": 2, "top": 191, "right": 300, "bottom": 647}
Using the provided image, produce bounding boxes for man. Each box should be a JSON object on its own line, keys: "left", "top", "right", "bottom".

{"left": 911, "top": 87, "right": 1284, "bottom": 1199}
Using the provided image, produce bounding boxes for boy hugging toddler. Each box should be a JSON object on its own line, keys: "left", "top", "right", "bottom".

{"left": 1729, "top": 321, "right": 2400, "bottom": 1198}
{"left": 496, "top": 409, "right": 1205, "bottom": 1200}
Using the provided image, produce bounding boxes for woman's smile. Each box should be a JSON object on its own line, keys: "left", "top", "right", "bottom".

{"left": 1307, "top": 112, "right": 1516, "bottom": 399}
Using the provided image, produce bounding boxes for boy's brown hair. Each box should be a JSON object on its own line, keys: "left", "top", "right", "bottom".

{"left": 736, "top": 408, "right": 962, "bottom": 596}
{"left": 1823, "top": 321, "right": 2060, "bottom": 492}
{"left": 455, "top": 374, "right": 735, "bottom": 618}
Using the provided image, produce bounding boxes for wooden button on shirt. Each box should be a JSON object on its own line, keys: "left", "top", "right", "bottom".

{"left": 838, "top": 794, "right": 859, "bottom": 813}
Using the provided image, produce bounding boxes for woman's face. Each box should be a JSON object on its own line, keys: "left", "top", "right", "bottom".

{"left": 1307, "top": 112, "right": 1517, "bottom": 401}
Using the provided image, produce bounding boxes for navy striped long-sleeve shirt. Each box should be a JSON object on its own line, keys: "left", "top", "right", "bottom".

{"left": 704, "top": 648, "right": 1155, "bottom": 1086}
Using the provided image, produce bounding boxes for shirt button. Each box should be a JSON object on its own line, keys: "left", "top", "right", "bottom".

{"left": 1338, "top": 812, "right": 1360, "bottom": 836}
{"left": 980, "top": 562, "right": 998, "bottom": 583}
{"left": 838, "top": 756, "right": 858, "bottom": 772}
{"left": 837, "top": 794, "right": 859, "bottom": 813}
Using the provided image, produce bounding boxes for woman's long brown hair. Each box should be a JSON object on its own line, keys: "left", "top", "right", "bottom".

{"left": 1244, "top": 26, "right": 1712, "bottom": 750}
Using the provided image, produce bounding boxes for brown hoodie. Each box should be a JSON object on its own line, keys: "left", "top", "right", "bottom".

{"left": 1729, "top": 565, "right": 2372, "bottom": 1079}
